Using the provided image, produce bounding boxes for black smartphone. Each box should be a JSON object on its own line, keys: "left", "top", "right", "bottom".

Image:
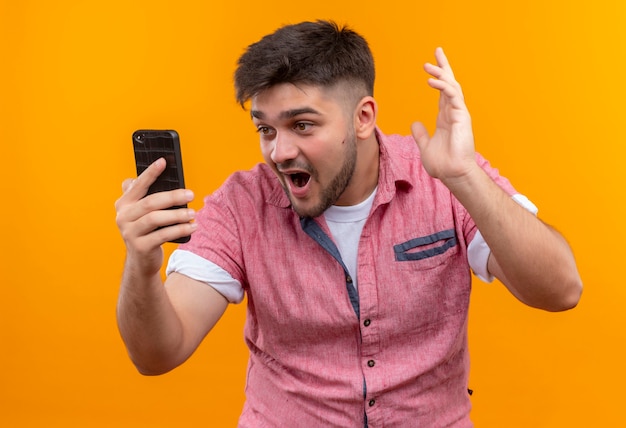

{"left": 132, "top": 129, "right": 190, "bottom": 243}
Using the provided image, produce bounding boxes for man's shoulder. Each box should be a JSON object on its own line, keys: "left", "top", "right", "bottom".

{"left": 377, "top": 129, "right": 421, "bottom": 155}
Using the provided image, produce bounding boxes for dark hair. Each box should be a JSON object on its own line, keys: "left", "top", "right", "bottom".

{"left": 234, "top": 20, "right": 375, "bottom": 107}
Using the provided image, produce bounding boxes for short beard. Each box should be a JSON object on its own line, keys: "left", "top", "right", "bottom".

{"left": 293, "top": 128, "right": 357, "bottom": 218}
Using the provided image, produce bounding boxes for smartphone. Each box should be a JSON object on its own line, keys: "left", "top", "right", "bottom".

{"left": 132, "top": 129, "right": 190, "bottom": 243}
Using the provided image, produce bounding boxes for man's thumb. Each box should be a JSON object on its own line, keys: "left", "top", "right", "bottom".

{"left": 411, "top": 122, "right": 430, "bottom": 152}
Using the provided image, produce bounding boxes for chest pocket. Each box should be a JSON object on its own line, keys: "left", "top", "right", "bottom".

{"left": 394, "top": 229, "right": 458, "bottom": 268}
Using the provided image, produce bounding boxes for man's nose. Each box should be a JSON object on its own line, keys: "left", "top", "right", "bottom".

{"left": 270, "top": 133, "right": 298, "bottom": 164}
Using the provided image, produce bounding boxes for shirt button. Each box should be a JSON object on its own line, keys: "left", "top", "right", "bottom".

{"left": 346, "top": 275, "right": 353, "bottom": 284}
{"left": 363, "top": 319, "right": 371, "bottom": 327}
{"left": 367, "top": 360, "right": 375, "bottom": 367}
{"left": 369, "top": 399, "right": 376, "bottom": 407}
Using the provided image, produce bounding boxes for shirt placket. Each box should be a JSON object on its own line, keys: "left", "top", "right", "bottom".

{"left": 356, "top": 217, "right": 383, "bottom": 427}
{"left": 300, "top": 215, "right": 384, "bottom": 427}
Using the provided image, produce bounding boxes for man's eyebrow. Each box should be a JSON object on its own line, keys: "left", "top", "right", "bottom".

{"left": 250, "top": 110, "right": 265, "bottom": 120}
{"left": 250, "top": 107, "right": 321, "bottom": 120}
{"left": 280, "top": 108, "right": 321, "bottom": 119}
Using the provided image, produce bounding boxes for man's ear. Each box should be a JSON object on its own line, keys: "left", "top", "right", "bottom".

{"left": 354, "top": 96, "right": 378, "bottom": 140}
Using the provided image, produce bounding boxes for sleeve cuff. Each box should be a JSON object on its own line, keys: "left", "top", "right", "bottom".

{"left": 467, "top": 194, "right": 538, "bottom": 282}
{"left": 166, "top": 249, "right": 245, "bottom": 303}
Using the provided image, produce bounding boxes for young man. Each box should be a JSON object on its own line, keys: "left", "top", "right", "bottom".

{"left": 115, "top": 20, "right": 582, "bottom": 427}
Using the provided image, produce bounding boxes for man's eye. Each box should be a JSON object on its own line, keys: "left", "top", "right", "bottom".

{"left": 257, "top": 126, "right": 271, "bottom": 135}
{"left": 294, "top": 123, "right": 311, "bottom": 132}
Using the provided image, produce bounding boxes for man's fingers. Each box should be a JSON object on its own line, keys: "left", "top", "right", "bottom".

{"left": 122, "top": 178, "right": 136, "bottom": 193}
{"left": 128, "top": 158, "right": 167, "bottom": 199}
{"left": 423, "top": 48, "right": 453, "bottom": 79}
{"left": 424, "top": 47, "right": 463, "bottom": 97}
{"left": 115, "top": 157, "right": 196, "bottom": 251}
{"left": 434, "top": 47, "right": 452, "bottom": 73}
{"left": 134, "top": 206, "right": 196, "bottom": 237}
{"left": 118, "top": 204, "right": 196, "bottom": 249}
{"left": 139, "top": 188, "right": 194, "bottom": 212}
{"left": 120, "top": 188, "right": 194, "bottom": 225}
{"left": 428, "top": 78, "right": 465, "bottom": 107}
{"left": 116, "top": 158, "right": 167, "bottom": 213}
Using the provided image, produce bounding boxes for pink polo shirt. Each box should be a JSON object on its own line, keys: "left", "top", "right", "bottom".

{"left": 175, "top": 129, "right": 517, "bottom": 427}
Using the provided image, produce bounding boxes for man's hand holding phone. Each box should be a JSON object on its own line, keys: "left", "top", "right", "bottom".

{"left": 115, "top": 129, "right": 196, "bottom": 278}
{"left": 115, "top": 158, "right": 196, "bottom": 275}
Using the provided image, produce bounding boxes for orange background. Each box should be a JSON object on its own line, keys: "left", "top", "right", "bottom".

{"left": 1, "top": 0, "right": 624, "bottom": 426}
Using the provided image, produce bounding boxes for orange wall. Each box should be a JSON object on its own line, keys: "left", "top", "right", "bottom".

{"left": 1, "top": 1, "right": 624, "bottom": 426}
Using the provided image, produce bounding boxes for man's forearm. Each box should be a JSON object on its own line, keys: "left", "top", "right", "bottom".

{"left": 445, "top": 165, "right": 582, "bottom": 311}
{"left": 117, "top": 261, "right": 187, "bottom": 375}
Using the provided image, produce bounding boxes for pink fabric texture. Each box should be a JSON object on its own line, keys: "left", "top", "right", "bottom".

{"left": 179, "top": 129, "right": 517, "bottom": 427}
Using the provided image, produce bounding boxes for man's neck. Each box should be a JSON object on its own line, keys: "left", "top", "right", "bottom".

{"left": 335, "top": 133, "right": 380, "bottom": 206}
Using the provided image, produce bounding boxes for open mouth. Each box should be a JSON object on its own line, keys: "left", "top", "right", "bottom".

{"left": 290, "top": 172, "right": 311, "bottom": 188}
